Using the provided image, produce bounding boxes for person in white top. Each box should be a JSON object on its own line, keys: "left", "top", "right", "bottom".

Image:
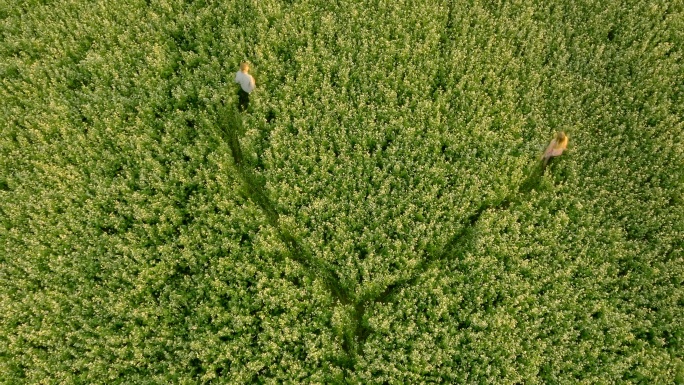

{"left": 234, "top": 62, "right": 255, "bottom": 112}
{"left": 542, "top": 131, "right": 569, "bottom": 171}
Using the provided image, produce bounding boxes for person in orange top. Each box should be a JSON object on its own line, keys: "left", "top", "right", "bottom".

{"left": 542, "top": 131, "right": 568, "bottom": 171}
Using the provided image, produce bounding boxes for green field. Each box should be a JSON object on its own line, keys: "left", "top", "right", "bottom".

{"left": 1, "top": 0, "right": 683, "bottom": 383}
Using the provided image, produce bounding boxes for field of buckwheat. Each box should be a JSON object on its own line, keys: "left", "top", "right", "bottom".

{"left": 1, "top": 0, "right": 682, "bottom": 383}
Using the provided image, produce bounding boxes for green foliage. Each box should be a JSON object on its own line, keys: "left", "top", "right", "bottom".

{"left": 1, "top": 0, "right": 682, "bottom": 383}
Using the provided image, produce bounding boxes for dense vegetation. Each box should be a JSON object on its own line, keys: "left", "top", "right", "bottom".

{"left": 1, "top": 0, "right": 682, "bottom": 383}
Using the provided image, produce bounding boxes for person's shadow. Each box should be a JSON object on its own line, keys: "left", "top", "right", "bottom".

{"left": 519, "top": 161, "right": 545, "bottom": 193}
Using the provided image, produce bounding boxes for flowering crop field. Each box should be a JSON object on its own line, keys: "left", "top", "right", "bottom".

{"left": 1, "top": 0, "right": 683, "bottom": 383}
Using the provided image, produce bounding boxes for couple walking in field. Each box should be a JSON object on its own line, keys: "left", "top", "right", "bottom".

{"left": 233, "top": 61, "right": 568, "bottom": 171}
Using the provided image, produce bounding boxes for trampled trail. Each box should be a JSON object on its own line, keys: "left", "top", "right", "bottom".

{"left": 215, "top": 98, "right": 525, "bottom": 370}
{"left": 211, "top": 0, "right": 538, "bottom": 371}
